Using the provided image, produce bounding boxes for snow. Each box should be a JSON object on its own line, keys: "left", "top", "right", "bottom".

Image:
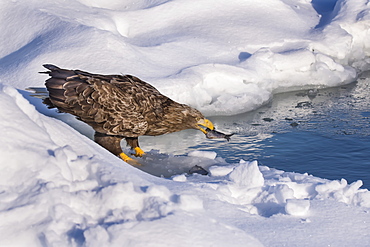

{"left": 2, "top": 0, "right": 370, "bottom": 115}
{"left": 1, "top": 0, "right": 370, "bottom": 246}
{"left": 285, "top": 199, "right": 310, "bottom": 216}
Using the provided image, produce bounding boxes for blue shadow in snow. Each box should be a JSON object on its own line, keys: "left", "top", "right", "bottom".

{"left": 0, "top": 34, "right": 47, "bottom": 73}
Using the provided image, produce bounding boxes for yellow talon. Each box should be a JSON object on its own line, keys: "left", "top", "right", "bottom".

{"left": 119, "top": 152, "right": 133, "bottom": 162}
{"left": 119, "top": 152, "right": 141, "bottom": 166}
{"left": 134, "top": 147, "right": 145, "bottom": 157}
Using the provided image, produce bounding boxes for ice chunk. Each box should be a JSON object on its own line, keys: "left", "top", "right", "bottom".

{"left": 209, "top": 165, "right": 235, "bottom": 177}
{"left": 274, "top": 184, "right": 295, "bottom": 204}
{"left": 188, "top": 150, "right": 217, "bottom": 160}
{"left": 172, "top": 174, "right": 187, "bottom": 182}
{"left": 229, "top": 160, "right": 264, "bottom": 188}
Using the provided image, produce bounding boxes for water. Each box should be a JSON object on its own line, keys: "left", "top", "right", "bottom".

{"left": 141, "top": 75, "right": 370, "bottom": 189}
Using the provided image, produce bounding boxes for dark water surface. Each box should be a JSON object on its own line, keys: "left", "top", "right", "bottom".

{"left": 142, "top": 75, "right": 370, "bottom": 188}
{"left": 208, "top": 76, "right": 370, "bottom": 189}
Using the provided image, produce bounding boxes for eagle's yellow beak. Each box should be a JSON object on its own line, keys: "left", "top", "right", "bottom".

{"left": 197, "top": 118, "right": 214, "bottom": 134}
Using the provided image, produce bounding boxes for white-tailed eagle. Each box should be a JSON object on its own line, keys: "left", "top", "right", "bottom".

{"left": 41, "top": 64, "right": 216, "bottom": 163}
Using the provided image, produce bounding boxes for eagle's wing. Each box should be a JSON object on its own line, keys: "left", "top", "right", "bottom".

{"left": 45, "top": 67, "right": 157, "bottom": 137}
{"left": 109, "top": 74, "right": 174, "bottom": 122}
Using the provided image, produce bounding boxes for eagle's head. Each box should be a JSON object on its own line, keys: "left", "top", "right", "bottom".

{"left": 181, "top": 106, "right": 214, "bottom": 134}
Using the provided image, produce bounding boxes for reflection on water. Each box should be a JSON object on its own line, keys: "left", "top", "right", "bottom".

{"left": 141, "top": 76, "right": 370, "bottom": 188}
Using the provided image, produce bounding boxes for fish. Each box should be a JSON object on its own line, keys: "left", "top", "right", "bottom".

{"left": 205, "top": 128, "right": 234, "bottom": 141}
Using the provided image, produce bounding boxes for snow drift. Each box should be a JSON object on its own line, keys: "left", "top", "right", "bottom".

{"left": 1, "top": 0, "right": 370, "bottom": 116}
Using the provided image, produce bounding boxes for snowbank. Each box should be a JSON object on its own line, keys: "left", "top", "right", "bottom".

{"left": 0, "top": 84, "right": 263, "bottom": 246}
{"left": 1, "top": 0, "right": 370, "bottom": 115}
{"left": 1, "top": 84, "right": 370, "bottom": 246}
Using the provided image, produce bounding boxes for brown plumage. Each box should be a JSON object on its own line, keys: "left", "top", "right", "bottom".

{"left": 41, "top": 64, "right": 214, "bottom": 162}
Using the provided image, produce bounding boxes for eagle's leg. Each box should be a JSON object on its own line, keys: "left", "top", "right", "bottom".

{"left": 125, "top": 137, "right": 145, "bottom": 157}
{"left": 94, "top": 132, "right": 133, "bottom": 162}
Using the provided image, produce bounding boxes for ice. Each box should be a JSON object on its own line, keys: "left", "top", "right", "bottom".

{"left": 208, "top": 165, "right": 235, "bottom": 177}
{"left": 2, "top": 0, "right": 370, "bottom": 246}
{"left": 188, "top": 150, "right": 217, "bottom": 160}
{"left": 171, "top": 174, "right": 187, "bottom": 182}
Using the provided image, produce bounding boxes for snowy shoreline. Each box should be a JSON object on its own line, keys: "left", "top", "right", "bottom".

{"left": 1, "top": 83, "right": 370, "bottom": 246}
{"left": 1, "top": 0, "right": 370, "bottom": 246}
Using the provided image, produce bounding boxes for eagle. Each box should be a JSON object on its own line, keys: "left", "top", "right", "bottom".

{"left": 41, "top": 64, "right": 215, "bottom": 163}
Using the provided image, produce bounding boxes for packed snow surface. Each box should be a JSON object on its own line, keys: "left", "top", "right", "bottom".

{"left": 2, "top": 0, "right": 370, "bottom": 116}
{"left": 1, "top": 0, "right": 370, "bottom": 246}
